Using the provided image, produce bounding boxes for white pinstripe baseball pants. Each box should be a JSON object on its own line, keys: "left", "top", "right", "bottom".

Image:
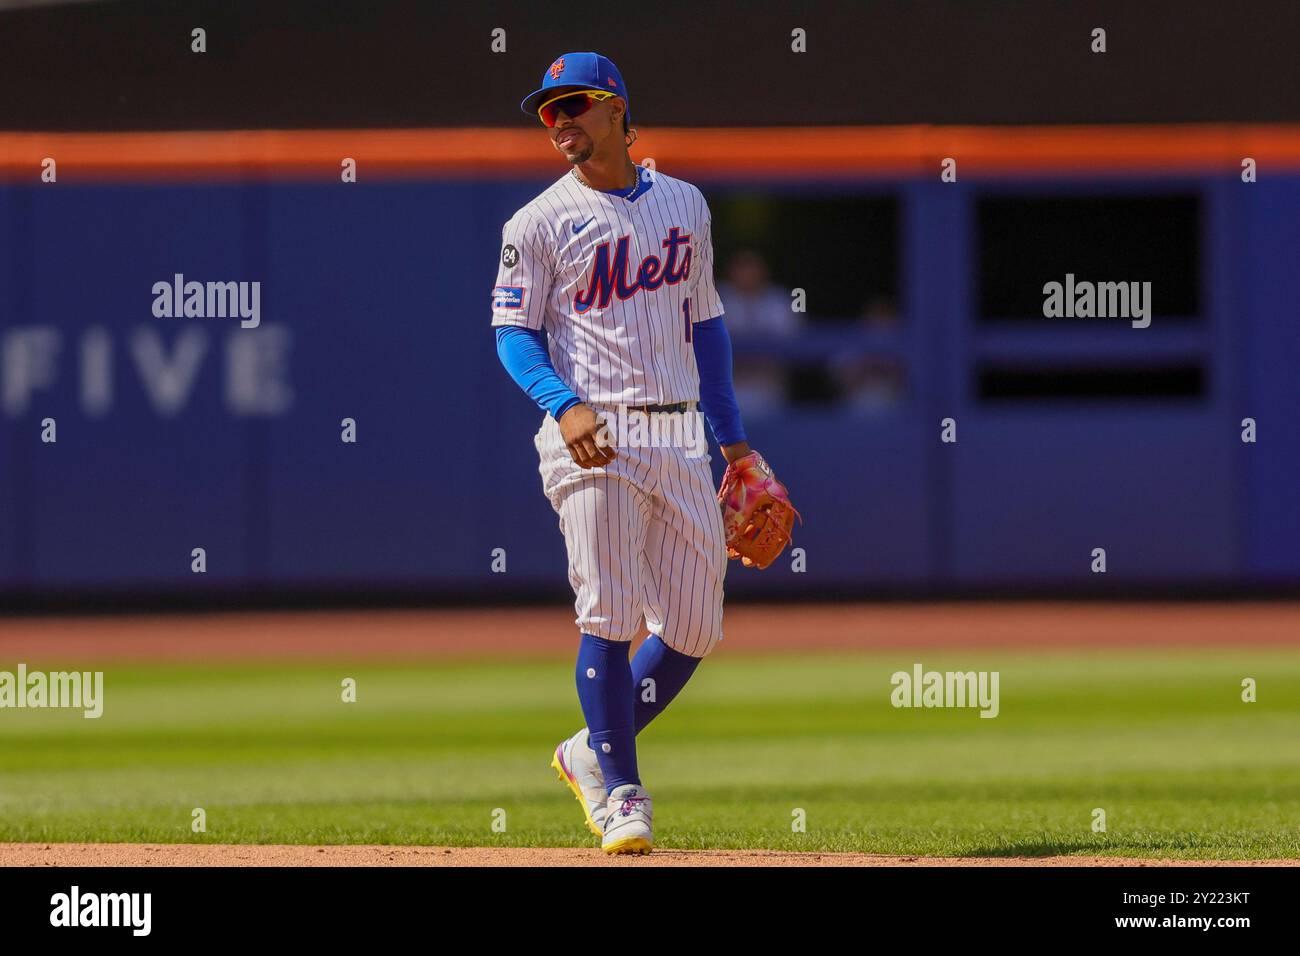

{"left": 534, "top": 412, "right": 727, "bottom": 657}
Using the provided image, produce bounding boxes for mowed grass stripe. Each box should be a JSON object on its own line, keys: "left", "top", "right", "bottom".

{"left": 0, "top": 650, "right": 1296, "bottom": 857}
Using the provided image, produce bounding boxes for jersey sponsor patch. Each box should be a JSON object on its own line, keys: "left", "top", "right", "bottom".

{"left": 492, "top": 285, "right": 526, "bottom": 310}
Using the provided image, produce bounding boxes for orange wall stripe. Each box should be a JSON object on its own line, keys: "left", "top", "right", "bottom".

{"left": 1, "top": 125, "right": 1298, "bottom": 181}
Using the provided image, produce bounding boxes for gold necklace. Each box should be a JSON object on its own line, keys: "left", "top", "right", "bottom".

{"left": 572, "top": 164, "right": 639, "bottom": 192}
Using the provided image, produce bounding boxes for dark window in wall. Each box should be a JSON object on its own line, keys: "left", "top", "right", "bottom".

{"left": 707, "top": 194, "right": 899, "bottom": 322}
{"left": 978, "top": 365, "right": 1204, "bottom": 402}
{"left": 977, "top": 195, "right": 1201, "bottom": 321}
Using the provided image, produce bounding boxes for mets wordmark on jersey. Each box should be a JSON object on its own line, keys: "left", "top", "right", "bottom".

{"left": 490, "top": 169, "right": 725, "bottom": 408}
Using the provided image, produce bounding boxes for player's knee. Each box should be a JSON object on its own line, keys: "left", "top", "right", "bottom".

{"left": 660, "top": 621, "right": 723, "bottom": 659}
{"left": 692, "top": 632, "right": 722, "bottom": 658}
{"left": 575, "top": 614, "right": 641, "bottom": 644}
{"left": 609, "top": 624, "right": 642, "bottom": 644}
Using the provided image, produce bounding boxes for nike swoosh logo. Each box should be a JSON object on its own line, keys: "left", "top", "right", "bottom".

{"left": 571, "top": 216, "right": 596, "bottom": 235}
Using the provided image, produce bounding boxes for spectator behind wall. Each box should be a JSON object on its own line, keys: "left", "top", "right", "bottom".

{"left": 718, "top": 249, "right": 801, "bottom": 414}
{"left": 831, "top": 294, "right": 905, "bottom": 414}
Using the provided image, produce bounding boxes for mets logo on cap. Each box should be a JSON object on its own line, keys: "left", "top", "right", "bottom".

{"left": 549, "top": 58, "right": 565, "bottom": 79}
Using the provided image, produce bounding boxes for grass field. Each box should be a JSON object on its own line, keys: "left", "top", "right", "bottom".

{"left": 2, "top": 648, "right": 1298, "bottom": 859}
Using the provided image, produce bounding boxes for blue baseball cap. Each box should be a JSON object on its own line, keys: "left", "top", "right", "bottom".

{"left": 520, "top": 52, "right": 630, "bottom": 125}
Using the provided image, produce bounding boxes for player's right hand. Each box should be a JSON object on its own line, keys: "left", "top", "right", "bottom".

{"left": 558, "top": 403, "right": 617, "bottom": 469}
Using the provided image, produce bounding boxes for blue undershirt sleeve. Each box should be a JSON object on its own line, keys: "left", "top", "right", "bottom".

{"left": 692, "top": 314, "right": 747, "bottom": 446}
{"left": 495, "top": 325, "right": 583, "bottom": 421}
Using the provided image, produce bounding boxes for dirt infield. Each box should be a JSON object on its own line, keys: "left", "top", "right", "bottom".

{"left": 2, "top": 602, "right": 1298, "bottom": 663}
{"left": 2, "top": 843, "right": 1294, "bottom": 867}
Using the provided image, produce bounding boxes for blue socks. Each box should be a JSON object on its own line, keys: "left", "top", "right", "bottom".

{"left": 575, "top": 633, "right": 704, "bottom": 794}
{"left": 631, "top": 633, "right": 702, "bottom": 733}
{"left": 575, "top": 634, "right": 639, "bottom": 791}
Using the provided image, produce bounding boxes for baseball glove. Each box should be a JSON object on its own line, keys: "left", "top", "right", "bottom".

{"left": 717, "top": 451, "right": 800, "bottom": 570}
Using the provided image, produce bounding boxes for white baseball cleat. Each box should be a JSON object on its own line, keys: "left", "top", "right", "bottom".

{"left": 601, "top": 784, "right": 653, "bottom": 855}
{"left": 550, "top": 727, "right": 608, "bottom": 837}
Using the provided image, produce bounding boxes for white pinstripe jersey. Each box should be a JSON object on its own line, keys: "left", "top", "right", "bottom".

{"left": 490, "top": 167, "right": 725, "bottom": 406}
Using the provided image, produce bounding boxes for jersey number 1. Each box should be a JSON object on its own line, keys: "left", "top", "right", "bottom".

{"left": 683, "top": 298, "right": 692, "bottom": 343}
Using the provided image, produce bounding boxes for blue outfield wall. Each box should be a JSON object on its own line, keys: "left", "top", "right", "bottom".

{"left": 0, "top": 175, "right": 1297, "bottom": 599}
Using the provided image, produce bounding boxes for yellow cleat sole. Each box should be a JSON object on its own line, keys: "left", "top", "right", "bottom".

{"left": 602, "top": 836, "right": 653, "bottom": 856}
{"left": 550, "top": 748, "right": 604, "bottom": 838}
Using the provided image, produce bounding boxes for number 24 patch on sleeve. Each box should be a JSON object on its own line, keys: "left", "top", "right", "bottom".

{"left": 492, "top": 286, "right": 527, "bottom": 310}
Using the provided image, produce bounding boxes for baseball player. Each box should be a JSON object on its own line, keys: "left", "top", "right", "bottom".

{"left": 491, "top": 52, "right": 796, "bottom": 855}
